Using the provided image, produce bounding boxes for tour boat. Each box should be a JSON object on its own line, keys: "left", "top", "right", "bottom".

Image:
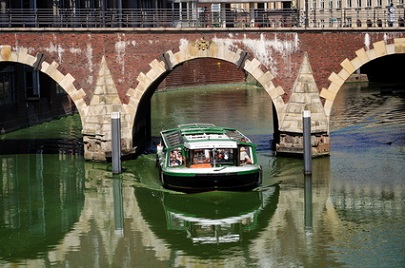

{"left": 156, "top": 123, "right": 262, "bottom": 193}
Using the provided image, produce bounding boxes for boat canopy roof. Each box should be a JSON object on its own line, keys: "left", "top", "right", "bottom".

{"left": 160, "top": 123, "right": 252, "bottom": 149}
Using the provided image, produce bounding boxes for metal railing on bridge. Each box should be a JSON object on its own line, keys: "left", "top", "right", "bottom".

{"left": 0, "top": 7, "right": 404, "bottom": 29}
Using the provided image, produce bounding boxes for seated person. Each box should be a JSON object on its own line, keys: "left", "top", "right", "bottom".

{"left": 170, "top": 150, "right": 182, "bottom": 166}
{"left": 204, "top": 149, "right": 211, "bottom": 163}
{"left": 240, "top": 147, "right": 252, "bottom": 164}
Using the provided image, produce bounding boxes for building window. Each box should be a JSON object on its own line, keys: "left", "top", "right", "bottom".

{"left": 347, "top": 0, "right": 352, "bottom": 8}
{"left": 376, "top": 0, "right": 382, "bottom": 7}
{"left": 312, "top": 0, "right": 317, "bottom": 9}
{"left": 357, "top": 0, "right": 362, "bottom": 7}
{"left": 367, "top": 0, "right": 372, "bottom": 7}
{"left": 345, "top": 17, "right": 352, "bottom": 26}
{"left": 329, "top": 0, "right": 333, "bottom": 9}
{"left": 312, "top": 19, "right": 317, "bottom": 27}
{"left": 0, "top": 65, "right": 15, "bottom": 106}
{"left": 321, "top": 0, "right": 325, "bottom": 9}
{"left": 337, "top": 0, "right": 342, "bottom": 9}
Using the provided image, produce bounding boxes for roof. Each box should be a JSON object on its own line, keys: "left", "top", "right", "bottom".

{"left": 160, "top": 123, "right": 251, "bottom": 148}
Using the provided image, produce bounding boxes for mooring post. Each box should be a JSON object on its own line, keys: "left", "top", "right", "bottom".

{"left": 303, "top": 110, "right": 312, "bottom": 175}
{"left": 111, "top": 112, "right": 122, "bottom": 174}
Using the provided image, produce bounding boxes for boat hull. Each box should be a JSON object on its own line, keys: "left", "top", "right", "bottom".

{"left": 160, "top": 168, "right": 262, "bottom": 193}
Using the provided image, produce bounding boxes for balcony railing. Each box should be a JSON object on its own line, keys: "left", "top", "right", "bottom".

{"left": 0, "top": 7, "right": 404, "bottom": 29}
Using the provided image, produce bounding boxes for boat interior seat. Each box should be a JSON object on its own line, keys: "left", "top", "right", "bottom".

{"left": 189, "top": 163, "right": 212, "bottom": 168}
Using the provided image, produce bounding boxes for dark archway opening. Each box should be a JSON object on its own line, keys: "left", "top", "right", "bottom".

{"left": 0, "top": 62, "right": 77, "bottom": 134}
{"left": 361, "top": 54, "right": 405, "bottom": 85}
{"left": 0, "top": 62, "right": 81, "bottom": 155}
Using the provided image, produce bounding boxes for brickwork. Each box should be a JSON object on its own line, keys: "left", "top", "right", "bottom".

{"left": 162, "top": 58, "right": 246, "bottom": 89}
{"left": 1, "top": 30, "right": 404, "bottom": 103}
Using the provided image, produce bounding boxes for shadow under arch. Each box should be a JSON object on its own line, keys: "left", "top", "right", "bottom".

{"left": 0, "top": 45, "right": 88, "bottom": 127}
{"left": 320, "top": 38, "right": 405, "bottom": 124}
{"left": 125, "top": 38, "right": 286, "bottom": 147}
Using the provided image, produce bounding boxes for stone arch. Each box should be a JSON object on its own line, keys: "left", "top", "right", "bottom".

{"left": 125, "top": 38, "right": 287, "bottom": 129}
{"left": 0, "top": 45, "right": 88, "bottom": 126}
{"left": 320, "top": 38, "right": 405, "bottom": 129}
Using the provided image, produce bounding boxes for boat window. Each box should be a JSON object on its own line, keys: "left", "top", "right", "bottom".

{"left": 215, "top": 148, "right": 234, "bottom": 164}
{"left": 191, "top": 149, "right": 211, "bottom": 165}
{"left": 189, "top": 148, "right": 236, "bottom": 167}
{"left": 169, "top": 149, "right": 183, "bottom": 167}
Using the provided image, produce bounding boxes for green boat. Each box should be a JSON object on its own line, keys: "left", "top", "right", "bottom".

{"left": 156, "top": 123, "right": 262, "bottom": 193}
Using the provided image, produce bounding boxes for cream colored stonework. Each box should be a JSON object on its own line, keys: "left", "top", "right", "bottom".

{"left": 355, "top": 48, "right": 370, "bottom": 64}
{"left": 394, "top": 38, "right": 405, "bottom": 53}
{"left": 340, "top": 58, "right": 356, "bottom": 75}
{"left": 16, "top": 47, "right": 29, "bottom": 63}
{"left": 0, "top": 45, "right": 12, "bottom": 61}
{"left": 373, "top": 40, "right": 387, "bottom": 57}
{"left": 328, "top": 72, "right": 345, "bottom": 88}
{"left": 279, "top": 52, "right": 328, "bottom": 134}
{"left": 82, "top": 56, "right": 133, "bottom": 161}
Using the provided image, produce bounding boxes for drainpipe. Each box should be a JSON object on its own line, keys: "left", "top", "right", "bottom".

{"left": 305, "top": 0, "right": 309, "bottom": 27}
{"left": 118, "top": 0, "right": 122, "bottom": 27}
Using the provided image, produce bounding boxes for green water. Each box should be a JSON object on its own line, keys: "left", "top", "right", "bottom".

{"left": 0, "top": 83, "right": 404, "bottom": 267}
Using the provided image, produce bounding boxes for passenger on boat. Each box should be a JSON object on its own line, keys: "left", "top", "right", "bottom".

{"left": 204, "top": 149, "right": 211, "bottom": 163}
{"left": 240, "top": 147, "right": 252, "bottom": 165}
{"left": 170, "top": 150, "right": 183, "bottom": 166}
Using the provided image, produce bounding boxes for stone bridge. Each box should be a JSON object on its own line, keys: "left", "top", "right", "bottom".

{"left": 1, "top": 29, "right": 405, "bottom": 161}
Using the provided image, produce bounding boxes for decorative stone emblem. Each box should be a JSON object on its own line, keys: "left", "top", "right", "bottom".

{"left": 197, "top": 38, "right": 210, "bottom": 51}
{"left": 1, "top": 46, "right": 12, "bottom": 61}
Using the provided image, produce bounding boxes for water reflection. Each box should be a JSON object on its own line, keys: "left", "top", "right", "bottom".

{"left": 0, "top": 154, "right": 84, "bottom": 262}
{"left": 0, "top": 114, "right": 83, "bottom": 155}
{"left": 113, "top": 178, "right": 124, "bottom": 235}
{"left": 0, "top": 83, "right": 404, "bottom": 267}
{"left": 304, "top": 175, "right": 313, "bottom": 233}
{"left": 135, "top": 186, "right": 279, "bottom": 248}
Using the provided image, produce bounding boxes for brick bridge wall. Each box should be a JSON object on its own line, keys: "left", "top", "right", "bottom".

{"left": 1, "top": 29, "right": 405, "bottom": 160}
{"left": 2, "top": 30, "right": 404, "bottom": 104}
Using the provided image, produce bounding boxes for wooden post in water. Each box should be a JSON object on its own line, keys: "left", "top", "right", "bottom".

{"left": 303, "top": 110, "right": 312, "bottom": 175}
{"left": 111, "top": 112, "right": 122, "bottom": 174}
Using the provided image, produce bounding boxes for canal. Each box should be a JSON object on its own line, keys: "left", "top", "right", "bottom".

{"left": 0, "top": 82, "right": 404, "bottom": 267}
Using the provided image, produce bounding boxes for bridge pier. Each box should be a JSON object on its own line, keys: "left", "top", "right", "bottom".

{"left": 82, "top": 109, "right": 135, "bottom": 162}
{"left": 81, "top": 56, "right": 135, "bottom": 162}
{"left": 275, "top": 52, "right": 330, "bottom": 157}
